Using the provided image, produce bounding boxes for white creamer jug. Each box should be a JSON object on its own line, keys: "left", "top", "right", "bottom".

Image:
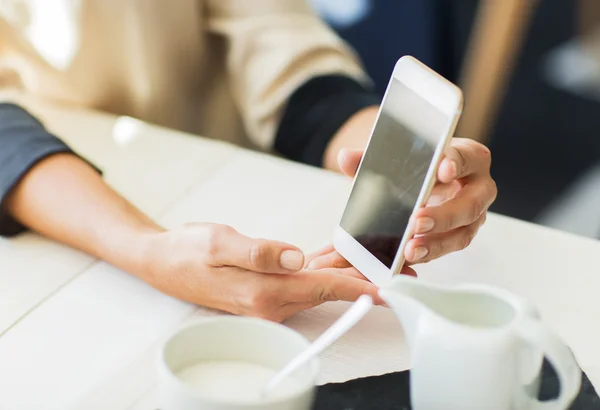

{"left": 379, "top": 275, "right": 581, "bottom": 410}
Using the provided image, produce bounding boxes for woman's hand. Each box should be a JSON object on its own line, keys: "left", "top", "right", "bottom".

{"left": 308, "top": 138, "right": 497, "bottom": 271}
{"left": 139, "top": 223, "right": 384, "bottom": 322}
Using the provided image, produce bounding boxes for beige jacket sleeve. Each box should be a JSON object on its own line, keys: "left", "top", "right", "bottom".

{"left": 205, "top": 0, "right": 370, "bottom": 149}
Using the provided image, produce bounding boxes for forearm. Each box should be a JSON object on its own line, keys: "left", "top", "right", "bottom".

{"left": 4, "top": 153, "right": 162, "bottom": 276}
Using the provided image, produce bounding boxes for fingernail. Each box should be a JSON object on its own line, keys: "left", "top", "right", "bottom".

{"left": 306, "top": 261, "right": 317, "bottom": 270}
{"left": 450, "top": 160, "right": 459, "bottom": 178}
{"left": 412, "top": 246, "right": 429, "bottom": 261}
{"left": 280, "top": 250, "right": 304, "bottom": 270}
{"left": 415, "top": 217, "right": 435, "bottom": 234}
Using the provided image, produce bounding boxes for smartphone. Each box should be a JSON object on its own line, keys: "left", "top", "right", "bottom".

{"left": 333, "top": 56, "right": 463, "bottom": 286}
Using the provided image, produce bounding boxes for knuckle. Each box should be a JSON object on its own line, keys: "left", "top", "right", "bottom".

{"left": 318, "top": 288, "right": 330, "bottom": 303}
{"left": 461, "top": 222, "right": 480, "bottom": 251}
{"left": 204, "top": 223, "right": 221, "bottom": 240}
{"left": 426, "top": 238, "right": 448, "bottom": 263}
{"left": 249, "top": 240, "right": 270, "bottom": 270}
{"left": 479, "top": 144, "right": 492, "bottom": 167}
{"left": 316, "top": 287, "right": 334, "bottom": 303}
{"left": 205, "top": 225, "right": 236, "bottom": 260}
{"left": 471, "top": 198, "right": 485, "bottom": 222}
{"left": 461, "top": 232, "right": 474, "bottom": 250}
{"left": 206, "top": 233, "right": 219, "bottom": 259}
{"left": 435, "top": 237, "right": 449, "bottom": 258}
{"left": 455, "top": 146, "right": 469, "bottom": 176}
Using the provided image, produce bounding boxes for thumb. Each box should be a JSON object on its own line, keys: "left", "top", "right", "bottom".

{"left": 209, "top": 227, "right": 305, "bottom": 273}
{"left": 338, "top": 149, "right": 364, "bottom": 177}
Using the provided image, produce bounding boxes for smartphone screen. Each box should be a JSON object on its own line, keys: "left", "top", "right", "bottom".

{"left": 339, "top": 77, "right": 451, "bottom": 268}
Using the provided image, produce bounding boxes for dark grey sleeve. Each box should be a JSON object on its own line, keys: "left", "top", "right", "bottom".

{"left": 0, "top": 103, "right": 76, "bottom": 236}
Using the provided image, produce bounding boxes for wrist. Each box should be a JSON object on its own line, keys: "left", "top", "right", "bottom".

{"left": 323, "top": 106, "right": 378, "bottom": 171}
{"left": 96, "top": 217, "right": 166, "bottom": 279}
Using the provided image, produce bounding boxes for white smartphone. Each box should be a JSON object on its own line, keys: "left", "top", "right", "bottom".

{"left": 333, "top": 56, "right": 463, "bottom": 287}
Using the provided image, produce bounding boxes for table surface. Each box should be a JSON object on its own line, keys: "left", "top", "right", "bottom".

{"left": 1, "top": 97, "right": 600, "bottom": 410}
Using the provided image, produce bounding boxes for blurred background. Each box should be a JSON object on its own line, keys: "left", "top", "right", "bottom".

{"left": 310, "top": 0, "right": 600, "bottom": 240}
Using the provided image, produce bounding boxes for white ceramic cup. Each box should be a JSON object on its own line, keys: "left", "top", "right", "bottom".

{"left": 157, "top": 316, "right": 319, "bottom": 410}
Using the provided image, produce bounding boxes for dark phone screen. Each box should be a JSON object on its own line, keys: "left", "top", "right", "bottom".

{"left": 340, "top": 78, "right": 450, "bottom": 267}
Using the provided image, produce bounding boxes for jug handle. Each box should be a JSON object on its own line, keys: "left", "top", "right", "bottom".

{"left": 516, "top": 318, "right": 582, "bottom": 410}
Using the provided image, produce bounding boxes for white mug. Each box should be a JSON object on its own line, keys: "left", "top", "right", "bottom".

{"left": 157, "top": 316, "right": 319, "bottom": 410}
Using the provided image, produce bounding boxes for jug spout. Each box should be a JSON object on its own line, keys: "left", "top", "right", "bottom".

{"left": 378, "top": 276, "right": 427, "bottom": 348}
{"left": 378, "top": 275, "right": 443, "bottom": 349}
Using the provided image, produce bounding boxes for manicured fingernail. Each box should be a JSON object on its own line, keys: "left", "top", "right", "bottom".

{"left": 412, "top": 246, "right": 429, "bottom": 261}
{"left": 415, "top": 217, "right": 435, "bottom": 234}
{"left": 280, "top": 250, "right": 304, "bottom": 270}
{"left": 449, "top": 160, "right": 459, "bottom": 178}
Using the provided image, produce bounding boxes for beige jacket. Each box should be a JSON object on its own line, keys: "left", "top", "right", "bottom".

{"left": 0, "top": 0, "right": 367, "bottom": 150}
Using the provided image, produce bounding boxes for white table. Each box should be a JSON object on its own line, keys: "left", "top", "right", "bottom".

{"left": 1, "top": 97, "right": 600, "bottom": 410}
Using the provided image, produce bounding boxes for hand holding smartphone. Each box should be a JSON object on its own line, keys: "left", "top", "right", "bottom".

{"left": 333, "top": 56, "right": 463, "bottom": 286}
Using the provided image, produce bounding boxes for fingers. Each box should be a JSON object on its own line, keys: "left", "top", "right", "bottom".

{"left": 205, "top": 225, "right": 304, "bottom": 273}
{"left": 274, "top": 267, "right": 418, "bottom": 321}
{"left": 336, "top": 267, "right": 370, "bottom": 281}
{"left": 270, "top": 303, "right": 318, "bottom": 323}
{"left": 405, "top": 213, "right": 487, "bottom": 263}
{"left": 411, "top": 175, "right": 496, "bottom": 235}
{"left": 298, "top": 270, "right": 384, "bottom": 305}
{"left": 304, "top": 244, "right": 335, "bottom": 267}
{"left": 425, "top": 180, "right": 462, "bottom": 207}
{"left": 400, "top": 266, "right": 418, "bottom": 277}
{"left": 306, "top": 255, "right": 416, "bottom": 280}
{"left": 438, "top": 138, "right": 492, "bottom": 183}
{"left": 404, "top": 138, "right": 495, "bottom": 265}
{"left": 337, "top": 149, "right": 363, "bottom": 177}
{"left": 314, "top": 266, "right": 370, "bottom": 281}
{"left": 233, "top": 269, "right": 383, "bottom": 322}
{"left": 304, "top": 249, "right": 415, "bottom": 280}
{"left": 242, "top": 299, "right": 317, "bottom": 323}
{"left": 306, "top": 251, "right": 351, "bottom": 270}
